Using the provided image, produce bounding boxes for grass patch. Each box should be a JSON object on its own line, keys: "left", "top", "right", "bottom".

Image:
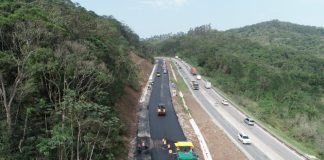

{"left": 170, "top": 62, "right": 189, "bottom": 93}
{"left": 169, "top": 61, "right": 191, "bottom": 113}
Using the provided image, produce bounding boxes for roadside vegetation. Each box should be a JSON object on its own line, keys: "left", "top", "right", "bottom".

{"left": 146, "top": 22, "right": 324, "bottom": 158}
{"left": 0, "top": 0, "right": 151, "bottom": 159}
{"left": 170, "top": 63, "right": 189, "bottom": 93}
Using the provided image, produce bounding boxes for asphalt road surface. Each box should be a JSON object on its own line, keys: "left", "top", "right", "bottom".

{"left": 173, "top": 58, "right": 305, "bottom": 160}
{"left": 148, "top": 59, "right": 186, "bottom": 160}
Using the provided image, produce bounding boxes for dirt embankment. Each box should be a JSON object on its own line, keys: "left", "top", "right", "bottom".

{"left": 116, "top": 52, "right": 153, "bottom": 157}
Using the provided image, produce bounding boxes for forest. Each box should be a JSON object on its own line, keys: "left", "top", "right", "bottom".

{"left": 147, "top": 22, "right": 324, "bottom": 158}
{"left": 1, "top": 0, "right": 323, "bottom": 159}
{"left": 0, "top": 0, "right": 150, "bottom": 159}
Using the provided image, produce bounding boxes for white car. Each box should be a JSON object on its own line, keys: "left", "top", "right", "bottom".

{"left": 196, "top": 75, "right": 202, "bottom": 80}
{"left": 238, "top": 132, "right": 251, "bottom": 144}
{"left": 244, "top": 117, "right": 255, "bottom": 126}
{"left": 221, "top": 99, "right": 229, "bottom": 105}
{"left": 205, "top": 81, "right": 211, "bottom": 89}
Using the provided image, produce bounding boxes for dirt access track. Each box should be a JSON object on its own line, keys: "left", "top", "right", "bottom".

{"left": 167, "top": 60, "right": 247, "bottom": 160}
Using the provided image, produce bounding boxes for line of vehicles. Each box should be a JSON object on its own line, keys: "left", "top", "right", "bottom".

{"left": 176, "top": 58, "right": 256, "bottom": 146}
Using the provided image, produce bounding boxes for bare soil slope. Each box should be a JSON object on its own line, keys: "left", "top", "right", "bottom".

{"left": 116, "top": 52, "right": 153, "bottom": 157}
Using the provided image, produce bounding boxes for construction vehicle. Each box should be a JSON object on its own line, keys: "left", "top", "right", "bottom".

{"left": 156, "top": 72, "right": 161, "bottom": 77}
{"left": 156, "top": 104, "right": 166, "bottom": 116}
{"left": 136, "top": 137, "right": 150, "bottom": 154}
{"left": 174, "top": 141, "right": 198, "bottom": 160}
{"left": 191, "top": 80, "right": 199, "bottom": 90}
{"left": 190, "top": 67, "right": 197, "bottom": 75}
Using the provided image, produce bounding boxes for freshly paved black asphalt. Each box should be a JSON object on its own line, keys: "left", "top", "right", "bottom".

{"left": 149, "top": 59, "right": 186, "bottom": 160}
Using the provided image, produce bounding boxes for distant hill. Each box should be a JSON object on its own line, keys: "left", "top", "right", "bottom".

{"left": 227, "top": 20, "right": 324, "bottom": 56}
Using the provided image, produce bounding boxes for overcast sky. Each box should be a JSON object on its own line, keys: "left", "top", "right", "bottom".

{"left": 72, "top": 0, "right": 324, "bottom": 38}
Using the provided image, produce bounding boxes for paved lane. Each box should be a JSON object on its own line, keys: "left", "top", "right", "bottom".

{"left": 149, "top": 59, "right": 186, "bottom": 160}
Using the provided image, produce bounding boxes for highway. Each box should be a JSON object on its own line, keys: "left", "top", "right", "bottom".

{"left": 173, "top": 58, "right": 306, "bottom": 160}
{"left": 148, "top": 59, "right": 186, "bottom": 160}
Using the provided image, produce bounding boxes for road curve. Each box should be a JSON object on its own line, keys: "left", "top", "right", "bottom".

{"left": 173, "top": 58, "right": 306, "bottom": 160}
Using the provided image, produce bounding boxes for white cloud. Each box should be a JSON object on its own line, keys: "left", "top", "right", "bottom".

{"left": 140, "top": 0, "right": 188, "bottom": 8}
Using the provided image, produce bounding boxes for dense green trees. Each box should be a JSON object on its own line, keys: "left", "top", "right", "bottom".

{"left": 227, "top": 20, "right": 324, "bottom": 58}
{"left": 0, "top": 0, "right": 145, "bottom": 159}
{"left": 148, "top": 23, "right": 324, "bottom": 158}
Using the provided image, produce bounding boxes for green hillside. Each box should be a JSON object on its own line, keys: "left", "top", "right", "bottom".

{"left": 227, "top": 20, "right": 324, "bottom": 58}
{"left": 0, "top": 0, "right": 148, "bottom": 159}
{"left": 147, "top": 24, "right": 324, "bottom": 158}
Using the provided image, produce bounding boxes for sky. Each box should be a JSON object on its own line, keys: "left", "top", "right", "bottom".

{"left": 72, "top": 0, "right": 324, "bottom": 38}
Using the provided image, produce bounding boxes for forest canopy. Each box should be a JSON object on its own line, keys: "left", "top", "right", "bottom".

{"left": 0, "top": 0, "right": 148, "bottom": 159}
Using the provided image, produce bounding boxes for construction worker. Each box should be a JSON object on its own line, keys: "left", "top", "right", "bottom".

{"left": 162, "top": 138, "right": 167, "bottom": 149}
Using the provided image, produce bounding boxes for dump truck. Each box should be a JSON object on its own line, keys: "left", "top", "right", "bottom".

{"left": 175, "top": 141, "right": 198, "bottom": 160}
{"left": 190, "top": 67, "right": 197, "bottom": 75}
{"left": 156, "top": 104, "right": 166, "bottom": 116}
{"left": 191, "top": 80, "right": 199, "bottom": 90}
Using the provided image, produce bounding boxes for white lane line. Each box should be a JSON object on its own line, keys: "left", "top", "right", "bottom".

{"left": 189, "top": 119, "right": 212, "bottom": 160}
{"left": 207, "top": 87, "right": 306, "bottom": 160}
{"left": 200, "top": 89, "right": 283, "bottom": 160}
{"left": 179, "top": 91, "right": 212, "bottom": 160}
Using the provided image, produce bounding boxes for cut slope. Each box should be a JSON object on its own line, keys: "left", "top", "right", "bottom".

{"left": 116, "top": 52, "right": 153, "bottom": 158}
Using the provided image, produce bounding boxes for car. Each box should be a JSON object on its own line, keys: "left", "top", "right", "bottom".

{"left": 156, "top": 72, "right": 161, "bottom": 77}
{"left": 221, "top": 99, "right": 229, "bottom": 105}
{"left": 205, "top": 81, "right": 211, "bottom": 89}
{"left": 244, "top": 117, "right": 255, "bottom": 126}
{"left": 238, "top": 132, "right": 251, "bottom": 144}
{"left": 163, "top": 69, "right": 167, "bottom": 74}
{"left": 196, "top": 75, "right": 201, "bottom": 80}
